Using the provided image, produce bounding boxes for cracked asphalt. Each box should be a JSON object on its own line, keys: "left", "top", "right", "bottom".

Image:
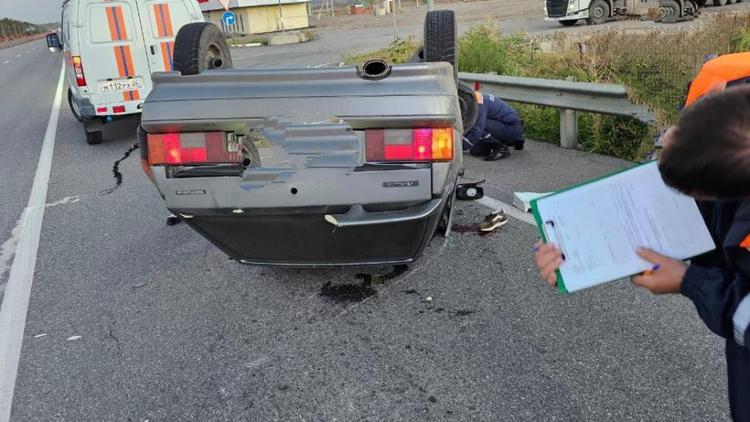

{"left": 0, "top": 38, "right": 731, "bottom": 421}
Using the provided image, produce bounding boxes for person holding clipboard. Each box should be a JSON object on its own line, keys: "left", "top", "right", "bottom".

{"left": 534, "top": 85, "right": 750, "bottom": 420}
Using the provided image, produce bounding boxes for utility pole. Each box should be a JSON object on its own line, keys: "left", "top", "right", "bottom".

{"left": 392, "top": 0, "right": 398, "bottom": 40}
{"left": 427, "top": 0, "right": 433, "bottom": 11}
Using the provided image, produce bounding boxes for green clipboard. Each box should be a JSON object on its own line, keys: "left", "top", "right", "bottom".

{"left": 529, "top": 161, "right": 656, "bottom": 294}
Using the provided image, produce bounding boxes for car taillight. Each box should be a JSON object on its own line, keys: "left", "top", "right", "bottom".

{"left": 365, "top": 128, "right": 454, "bottom": 162}
{"left": 72, "top": 56, "right": 87, "bottom": 87}
{"left": 147, "top": 132, "right": 242, "bottom": 166}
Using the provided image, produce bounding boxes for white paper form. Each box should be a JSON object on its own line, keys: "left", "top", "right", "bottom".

{"left": 535, "top": 161, "right": 715, "bottom": 293}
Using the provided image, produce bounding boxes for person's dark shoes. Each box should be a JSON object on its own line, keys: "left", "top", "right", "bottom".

{"left": 484, "top": 146, "right": 510, "bottom": 161}
{"left": 511, "top": 139, "right": 525, "bottom": 150}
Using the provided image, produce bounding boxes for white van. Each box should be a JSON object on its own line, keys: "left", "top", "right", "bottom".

{"left": 47, "top": 0, "right": 204, "bottom": 144}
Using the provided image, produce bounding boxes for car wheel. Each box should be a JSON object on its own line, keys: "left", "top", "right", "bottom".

{"left": 423, "top": 10, "right": 458, "bottom": 81}
{"left": 559, "top": 19, "right": 578, "bottom": 26}
{"left": 713, "top": 0, "right": 722, "bottom": 5}
{"left": 172, "top": 22, "right": 233, "bottom": 76}
{"left": 68, "top": 88, "right": 84, "bottom": 122}
{"left": 437, "top": 185, "right": 456, "bottom": 237}
{"left": 586, "top": 0, "right": 610, "bottom": 25}
{"left": 457, "top": 81, "right": 479, "bottom": 134}
{"left": 659, "top": 0, "right": 681, "bottom": 22}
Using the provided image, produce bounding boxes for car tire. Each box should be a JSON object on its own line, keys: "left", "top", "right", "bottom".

{"left": 423, "top": 10, "right": 458, "bottom": 81}
{"left": 559, "top": 19, "right": 578, "bottom": 26}
{"left": 68, "top": 88, "right": 84, "bottom": 122}
{"left": 437, "top": 186, "right": 456, "bottom": 237}
{"left": 586, "top": 0, "right": 610, "bottom": 25}
{"left": 457, "top": 81, "right": 479, "bottom": 134}
{"left": 172, "top": 22, "right": 233, "bottom": 76}
{"left": 713, "top": 0, "right": 722, "bottom": 5}
{"left": 659, "top": 0, "right": 681, "bottom": 22}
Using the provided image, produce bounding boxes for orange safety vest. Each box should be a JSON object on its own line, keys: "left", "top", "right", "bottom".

{"left": 685, "top": 52, "right": 750, "bottom": 106}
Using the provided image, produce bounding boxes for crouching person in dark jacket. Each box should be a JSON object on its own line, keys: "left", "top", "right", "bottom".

{"left": 534, "top": 88, "right": 750, "bottom": 420}
{"left": 464, "top": 93, "right": 524, "bottom": 161}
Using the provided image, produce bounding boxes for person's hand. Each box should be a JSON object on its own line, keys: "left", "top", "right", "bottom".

{"left": 631, "top": 247, "right": 687, "bottom": 295}
{"left": 534, "top": 240, "right": 563, "bottom": 287}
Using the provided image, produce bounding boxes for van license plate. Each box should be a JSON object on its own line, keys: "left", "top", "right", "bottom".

{"left": 99, "top": 78, "right": 144, "bottom": 93}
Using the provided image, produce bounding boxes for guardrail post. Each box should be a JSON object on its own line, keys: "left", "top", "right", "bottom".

{"left": 559, "top": 108, "right": 578, "bottom": 149}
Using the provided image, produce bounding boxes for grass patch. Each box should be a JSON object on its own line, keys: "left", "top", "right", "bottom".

{"left": 345, "top": 12, "right": 750, "bottom": 161}
{"left": 344, "top": 37, "right": 421, "bottom": 65}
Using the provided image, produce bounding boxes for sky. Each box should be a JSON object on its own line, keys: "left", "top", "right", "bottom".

{"left": 0, "top": 0, "right": 62, "bottom": 24}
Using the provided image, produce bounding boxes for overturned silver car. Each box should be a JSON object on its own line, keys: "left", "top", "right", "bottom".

{"left": 139, "top": 11, "right": 472, "bottom": 266}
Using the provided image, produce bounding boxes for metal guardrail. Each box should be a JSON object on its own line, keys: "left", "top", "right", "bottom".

{"left": 458, "top": 72, "right": 656, "bottom": 149}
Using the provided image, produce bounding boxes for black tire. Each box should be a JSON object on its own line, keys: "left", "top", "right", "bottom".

{"left": 586, "top": 0, "right": 610, "bottom": 25}
{"left": 172, "top": 22, "right": 233, "bottom": 76}
{"left": 84, "top": 127, "right": 103, "bottom": 145}
{"left": 68, "top": 88, "right": 84, "bottom": 122}
{"left": 659, "top": 0, "right": 681, "bottom": 22}
{"left": 713, "top": 0, "right": 722, "bottom": 5}
{"left": 424, "top": 10, "right": 457, "bottom": 81}
{"left": 695, "top": 0, "right": 707, "bottom": 5}
{"left": 559, "top": 19, "right": 579, "bottom": 26}
{"left": 457, "top": 81, "right": 479, "bottom": 134}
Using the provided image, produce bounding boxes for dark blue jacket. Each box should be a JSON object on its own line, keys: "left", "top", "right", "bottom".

{"left": 465, "top": 94, "right": 522, "bottom": 143}
{"left": 682, "top": 200, "right": 750, "bottom": 420}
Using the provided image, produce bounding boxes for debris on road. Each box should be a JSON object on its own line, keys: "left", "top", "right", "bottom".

{"left": 66, "top": 335, "right": 82, "bottom": 341}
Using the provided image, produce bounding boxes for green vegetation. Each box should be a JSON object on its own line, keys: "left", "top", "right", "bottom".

{"left": 346, "top": 12, "right": 750, "bottom": 161}
{"left": 0, "top": 18, "right": 51, "bottom": 42}
{"left": 345, "top": 37, "right": 421, "bottom": 65}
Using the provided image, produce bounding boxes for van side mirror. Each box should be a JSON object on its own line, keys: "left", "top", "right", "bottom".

{"left": 46, "top": 33, "right": 62, "bottom": 53}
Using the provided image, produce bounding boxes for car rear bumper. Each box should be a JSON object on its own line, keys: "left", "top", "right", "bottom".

{"left": 173, "top": 199, "right": 446, "bottom": 267}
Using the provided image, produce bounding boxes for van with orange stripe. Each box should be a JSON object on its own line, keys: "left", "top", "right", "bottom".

{"left": 47, "top": 0, "right": 203, "bottom": 144}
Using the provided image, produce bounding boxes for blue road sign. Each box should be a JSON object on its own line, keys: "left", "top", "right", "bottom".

{"left": 222, "top": 11, "right": 236, "bottom": 26}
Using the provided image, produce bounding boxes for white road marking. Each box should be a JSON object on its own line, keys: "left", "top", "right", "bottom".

{"left": 0, "top": 60, "right": 65, "bottom": 422}
{"left": 476, "top": 195, "right": 536, "bottom": 226}
{"left": 66, "top": 336, "right": 82, "bottom": 341}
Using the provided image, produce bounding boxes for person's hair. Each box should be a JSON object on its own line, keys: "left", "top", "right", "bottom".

{"left": 659, "top": 86, "right": 750, "bottom": 199}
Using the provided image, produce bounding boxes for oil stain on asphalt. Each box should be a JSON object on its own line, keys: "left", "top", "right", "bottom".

{"left": 319, "top": 265, "right": 409, "bottom": 303}
{"left": 101, "top": 143, "right": 139, "bottom": 195}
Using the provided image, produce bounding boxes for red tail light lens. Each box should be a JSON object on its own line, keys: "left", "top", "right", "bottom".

{"left": 112, "top": 105, "right": 126, "bottom": 114}
{"left": 365, "top": 128, "right": 454, "bottom": 162}
{"left": 72, "top": 56, "right": 87, "bottom": 87}
{"left": 147, "top": 132, "right": 242, "bottom": 166}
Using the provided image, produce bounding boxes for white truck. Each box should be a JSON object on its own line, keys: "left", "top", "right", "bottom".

{"left": 544, "top": 0, "right": 700, "bottom": 25}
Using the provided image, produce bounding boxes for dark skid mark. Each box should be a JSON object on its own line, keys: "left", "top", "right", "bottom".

{"left": 455, "top": 310, "right": 476, "bottom": 317}
{"left": 320, "top": 281, "right": 376, "bottom": 303}
{"left": 401, "top": 289, "right": 419, "bottom": 295}
{"left": 101, "top": 143, "right": 139, "bottom": 195}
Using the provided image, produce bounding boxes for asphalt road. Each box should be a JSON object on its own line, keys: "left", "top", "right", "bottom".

{"left": 0, "top": 38, "right": 730, "bottom": 421}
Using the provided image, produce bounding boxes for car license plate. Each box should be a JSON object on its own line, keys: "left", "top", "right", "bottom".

{"left": 99, "top": 78, "right": 144, "bottom": 93}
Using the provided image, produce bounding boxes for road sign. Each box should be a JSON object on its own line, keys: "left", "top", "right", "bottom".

{"left": 218, "top": 0, "right": 231, "bottom": 11}
{"left": 222, "top": 11, "right": 236, "bottom": 26}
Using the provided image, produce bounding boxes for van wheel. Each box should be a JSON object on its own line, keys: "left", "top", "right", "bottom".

{"left": 586, "top": 0, "right": 610, "bottom": 24}
{"left": 457, "top": 81, "right": 479, "bottom": 134}
{"left": 172, "top": 22, "right": 233, "bottom": 76}
{"left": 68, "top": 88, "right": 84, "bottom": 122}
{"left": 82, "top": 119, "right": 103, "bottom": 145}
{"left": 85, "top": 130, "right": 103, "bottom": 145}
{"left": 424, "top": 10, "right": 457, "bottom": 81}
